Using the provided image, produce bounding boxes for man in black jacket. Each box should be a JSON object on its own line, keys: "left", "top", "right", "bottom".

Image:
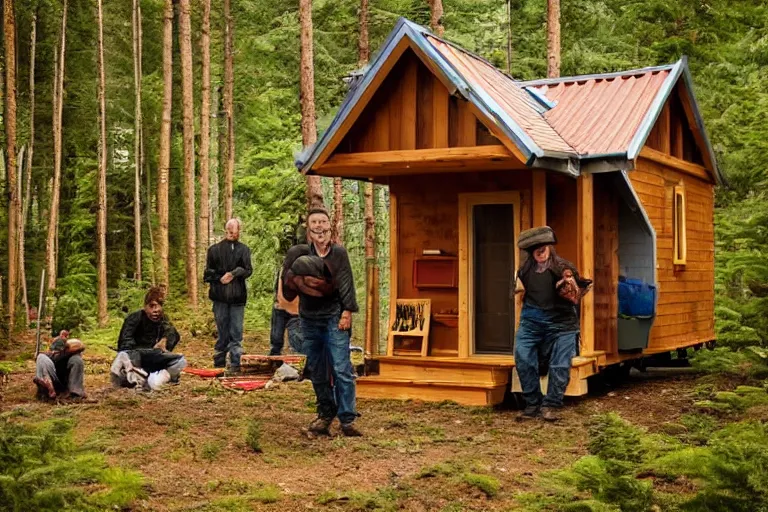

{"left": 204, "top": 218, "right": 253, "bottom": 372}
{"left": 282, "top": 207, "right": 361, "bottom": 437}
{"left": 110, "top": 287, "right": 186, "bottom": 390}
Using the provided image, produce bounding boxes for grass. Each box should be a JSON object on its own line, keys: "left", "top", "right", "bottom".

{"left": 245, "top": 419, "right": 263, "bottom": 453}
{"left": 462, "top": 473, "right": 501, "bottom": 497}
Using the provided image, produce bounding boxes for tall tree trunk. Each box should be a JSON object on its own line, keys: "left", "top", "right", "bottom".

{"left": 546, "top": 0, "right": 560, "bottom": 78}
{"left": 96, "top": 0, "right": 108, "bottom": 327}
{"left": 332, "top": 178, "right": 343, "bottom": 243}
{"left": 358, "top": 0, "right": 369, "bottom": 67}
{"left": 299, "top": 0, "right": 323, "bottom": 208}
{"left": 132, "top": 0, "right": 143, "bottom": 282}
{"left": 179, "top": 0, "right": 198, "bottom": 307}
{"left": 506, "top": 0, "right": 512, "bottom": 74}
{"left": 16, "top": 146, "right": 26, "bottom": 327}
{"left": 210, "top": 85, "right": 221, "bottom": 240}
{"left": 46, "top": 0, "right": 67, "bottom": 293}
{"left": 4, "top": 0, "right": 19, "bottom": 331}
{"left": 359, "top": 0, "right": 374, "bottom": 260}
{"left": 198, "top": 0, "right": 211, "bottom": 272}
{"left": 21, "top": 12, "right": 37, "bottom": 328}
{"left": 157, "top": 0, "right": 173, "bottom": 290}
{"left": 429, "top": 0, "right": 444, "bottom": 37}
{"left": 223, "top": 0, "right": 235, "bottom": 220}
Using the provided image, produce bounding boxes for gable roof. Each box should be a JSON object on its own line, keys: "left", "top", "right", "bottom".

{"left": 297, "top": 18, "right": 722, "bottom": 184}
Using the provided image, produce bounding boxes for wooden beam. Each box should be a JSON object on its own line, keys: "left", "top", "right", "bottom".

{"left": 457, "top": 99, "right": 476, "bottom": 147}
{"left": 639, "top": 146, "right": 712, "bottom": 182}
{"left": 313, "top": 38, "right": 411, "bottom": 168}
{"left": 458, "top": 194, "right": 470, "bottom": 359}
{"left": 432, "top": 78, "right": 449, "bottom": 148}
{"left": 658, "top": 102, "right": 671, "bottom": 154}
{"left": 532, "top": 171, "right": 546, "bottom": 227}
{"left": 316, "top": 145, "right": 525, "bottom": 177}
{"left": 400, "top": 57, "right": 417, "bottom": 150}
{"left": 466, "top": 102, "right": 529, "bottom": 164}
{"left": 577, "top": 174, "right": 595, "bottom": 356}
{"left": 387, "top": 193, "right": 399, "bottom": 357}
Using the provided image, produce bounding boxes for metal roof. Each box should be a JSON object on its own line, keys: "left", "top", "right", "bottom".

{"left": 296, "top": 17, "right": 722, "bottom": 184}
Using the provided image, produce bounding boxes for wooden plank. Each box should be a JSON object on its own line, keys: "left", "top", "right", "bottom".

{"left": 432, "top": 77, "right": 449, "bottom": 148}
{"left": 388, "top": 74, "right": 404, "bottom": 151}
{"left": 458, "top": 194, "right": 470, "bottom": 359}
{"left": 400, "top": 56, "right": 418, "bottom": 150}
{"left": 457, "top": 99, "right": 476, "bottom": 147}
{"left": 416, "top": 65, "right": 433, "bottom": 149}
{"left": 532, "top": 171, "right": 546, "bottom": 226}
{"left": 577, "top": 174, "right": 595, "bottom": 356}
{"left": 388, "top": 193, "right": 399, "bottom": 357}
{"left": 658, "top": 102, "right": 671, "bottom": 154}
{"left": 466, "top": 102, "right": 529, "bottom": 164}
{"left": 675, "top": 86, "right": 717, "bottom": 176}
{"left": 372, "top": 98, "right": 391, "bottom": 151}
{"left": 639, "top": 147, "right": 712, "bottom": 182}
{"left": 312, "top": 39, "right": 411, "bottom": 168}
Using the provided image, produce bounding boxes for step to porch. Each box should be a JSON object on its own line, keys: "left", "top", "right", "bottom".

{"left": 357, "top": 376, "right": 507, "bottom": 407}
{"left": 374, "top": 356, "right": 513, "bottom": 386}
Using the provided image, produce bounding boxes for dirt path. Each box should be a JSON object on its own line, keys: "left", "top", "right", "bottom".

{"left": 1, "top": 332, "right": 702, "bottom": 511}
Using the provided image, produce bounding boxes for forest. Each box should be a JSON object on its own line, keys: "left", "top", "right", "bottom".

{"left": 1, "top": 0, "right": 768, "bottom": 510}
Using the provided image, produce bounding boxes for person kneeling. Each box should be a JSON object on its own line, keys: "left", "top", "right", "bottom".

{"left": 34, "top": 330, "right": 87, "bottom": 400}
{"left": 110, "top": 287, "right": 187, "bottom": 391}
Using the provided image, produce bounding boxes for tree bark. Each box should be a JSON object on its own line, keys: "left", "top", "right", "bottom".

{"left": 332, "top": 178, "right": 344, "bottom": 243}
{"left": 211, "top": 85, "right": 221, "bottom": 240}
{"left": 299, "top": 0, "right": 323, "bottom": 208}
{"left": 429, "top": 0, "right": 444, "bottom": 37}
{"left": 16, "top": 146, "right": 26, "bottom": 327}
{"left": 198, "top": 0, "right": 211, "bottom": 273}
{"left": 96, "top": 0, "right": 108, "bottom": 327}
{"left": 223, "top": 0, "right": 235, "bottom": 220}
{"left": 506, "top": 0, "right": 512, "bottom": 74}
{"left": 46, "top": 0, "right": 67, "bottom": 294}
{"left": 4, "top": 0, "right": 19, "bottom": 331}
{"left": 179, "top": 0, "right": 198, "bottom": 307}
{"left": 547, "top": 0, "right": 561, "bottom": 78}
{"left": 157, "top": 0, "right": 173, "bottom": 290}
{"left": 132, "top": 0, "right": 143, "bottom": 282}
{"left": 358, "top": 0, "right": 369, "bottom": 67}
{"left": 21, "top": 12, "right": 37, "bottom": 328}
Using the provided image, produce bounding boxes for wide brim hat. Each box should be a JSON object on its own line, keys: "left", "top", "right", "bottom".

{"left": 518, "top": 226, "right": 557, "bottom": 250}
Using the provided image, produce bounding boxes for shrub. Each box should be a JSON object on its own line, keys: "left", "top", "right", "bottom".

{"left": 245, "top": 420, "right": 263, "bottom": 453}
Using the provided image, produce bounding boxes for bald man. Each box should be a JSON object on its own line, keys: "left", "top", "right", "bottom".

{"left": 204, "top": 218, "right": 253, "bottom": 372}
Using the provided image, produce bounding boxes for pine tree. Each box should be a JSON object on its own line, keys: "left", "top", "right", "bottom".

{"left": 20, "top": 11, "right": 37, "bottom": 328}
{"left": 223, "top": 0, "right": 235, "bottom": 220}
{"left": 133, "top": 0, "right": 143, "bottom": 282}
{"left": 179, "top": 0, "right": 198, "bottom": 307}
{"left": 157, "top": 0, "right": 173, "bottom": 290}
{"left": 96, "top": 0, "right": 108, "bottom": 327}
{"left": 198, "top": 0, "right": 212, "bottom": 276}
{"left": 4, "top": 0, "right": 20, "bottom": 331}
{"left": 547, "top": 0, "right": 560, "bottom": 78}
{"left": 299, "top": 0, "right": 323, "bottom": 208}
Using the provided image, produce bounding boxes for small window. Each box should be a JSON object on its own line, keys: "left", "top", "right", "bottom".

{"left": 673, "top": 185, "right": 687, "bottom": 265}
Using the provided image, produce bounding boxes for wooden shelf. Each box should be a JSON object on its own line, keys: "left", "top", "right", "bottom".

{"left": 432, "top": 313, "right": 458, "bottom": 328}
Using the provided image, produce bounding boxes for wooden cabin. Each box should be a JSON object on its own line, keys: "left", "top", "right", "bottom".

{"left": 296, "top": 18, "right": 722, "bottom": 406}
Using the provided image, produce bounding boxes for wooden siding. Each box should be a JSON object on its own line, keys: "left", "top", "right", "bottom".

{"left": 593, "top": 176, "right": 619, "bottom": 356}
{"left": 338, "top": 49, "right": 499, "bottom": 155}
{"left": 389, "top": 171, "right": 532, "bottom": 356}
{"left": 631, "top": 155, "right": 716, "bottom": 349}
{"left": 645, "top": 85, "right": 704, "bottom": 166}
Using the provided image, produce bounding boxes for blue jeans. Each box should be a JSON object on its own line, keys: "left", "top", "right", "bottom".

{"left": 514, "top": 305, "right": 579, "bottom": 408}
{"left": 213, "top": 301, "right": 245, "bottom": 369}
{"left": 269, "top": 306, "right": 304, "bottom": 355}
{"left": 301, "top": 314, "right": 357, "bottom": 424}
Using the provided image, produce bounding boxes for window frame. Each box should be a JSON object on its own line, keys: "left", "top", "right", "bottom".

{"left": 672, "top": 185, "right": 687, "bottom": 266}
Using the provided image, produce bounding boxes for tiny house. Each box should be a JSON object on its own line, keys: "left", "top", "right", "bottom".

{"left": 296, "top": 18, "right": 721, "bottom": 406}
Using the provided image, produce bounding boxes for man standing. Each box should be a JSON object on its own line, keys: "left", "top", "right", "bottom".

{"left": 110, "top": 286, "right": 187, "bottom": 390}
{"left": 282, "top": 207, "right": 361, "bottom": 437}
{"left": 205, "top": 218, "right": 253, "bottom": 372}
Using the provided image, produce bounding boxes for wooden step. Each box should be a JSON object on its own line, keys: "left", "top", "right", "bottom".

{"left": 375, "top": 357, "right": 510, "bottom": 386}
{"left": 357, "top": 376, "right": 507, "bottom": 406}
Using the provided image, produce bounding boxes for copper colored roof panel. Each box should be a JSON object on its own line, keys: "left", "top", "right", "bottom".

{"left": 426, "top": 36, "right": 576, "bottom": 155}
{"left": 525, "top": 70, "right": 671, "bottom": 156}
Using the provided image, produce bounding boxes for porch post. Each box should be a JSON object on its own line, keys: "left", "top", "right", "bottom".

{"left": 532, "top": 171, "right": 547, "bottom": 226}
{"left": 577, "top": 174, "right": 595, "bottom": 356}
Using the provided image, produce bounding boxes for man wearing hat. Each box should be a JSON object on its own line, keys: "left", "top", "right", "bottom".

{"left": 515, "top": 226, "right": 590, "bottom": 421}
{"left": 282, "top": 206, "right": 361, "bottom": 437}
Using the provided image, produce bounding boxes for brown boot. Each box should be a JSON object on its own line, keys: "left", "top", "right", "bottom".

{"left": 308, "top": 416, "right": 332, "bottom": 436}
{"left": 33, "top": 377, "right": 56, "bottom": 399}
{"left": 540, "top": 407, "right": 561, "bottom": 422}
{"left": 340, "top": 422, "right": 363, "bottom": 437}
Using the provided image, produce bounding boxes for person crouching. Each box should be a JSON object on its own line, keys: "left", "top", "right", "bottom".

{"left": 34, "top": 330, "right": 87, "bottom": 400}
{"left": 110, "top": 287, "right": 187, "bottom": 391}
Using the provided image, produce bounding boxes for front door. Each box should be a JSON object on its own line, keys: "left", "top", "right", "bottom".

{"left": 459, "top": 192, "right": 520, "bottom": 355}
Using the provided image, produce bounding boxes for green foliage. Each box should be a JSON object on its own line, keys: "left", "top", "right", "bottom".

{"left": 462, "top": 473, "right": 500, "bottom": 497}
{"left": 50, "top": 296, "right": 88, "bottom": 336}
{"left": 691, "top": 347, "right": 768, "bottom": 378}
{"left": 0, "top": 418, "right": 145, "bottom": 511}
{"left": 245, "top": 420, "right": 263, "bottom": 453}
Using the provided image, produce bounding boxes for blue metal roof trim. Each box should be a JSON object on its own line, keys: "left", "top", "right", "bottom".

{"left": 626, "top": 58, "right": 685, "bottom": 162}
{"left": 518, "top": 63, "right": 677, "bottom": 88}
{"left": 296, "top": 18, "right": 411, "bottom": 172}
{"left": 524, "top": 86, "right": 556, "bottom": 111}
{"left": 679, "top": 64, "right": 724, "bottom": 185}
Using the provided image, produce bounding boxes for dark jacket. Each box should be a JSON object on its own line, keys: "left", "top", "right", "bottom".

{"left": 117, "top": 309, "right": 181, "bottom": 352}
{"left": 282, "top": 243, "right": 358, "bottom": 319}
{"left": 204, "top": 239, "right": 253, "bottom": 305}
{"left": 517, "top": 254, "right": 582, "bottom": 328}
